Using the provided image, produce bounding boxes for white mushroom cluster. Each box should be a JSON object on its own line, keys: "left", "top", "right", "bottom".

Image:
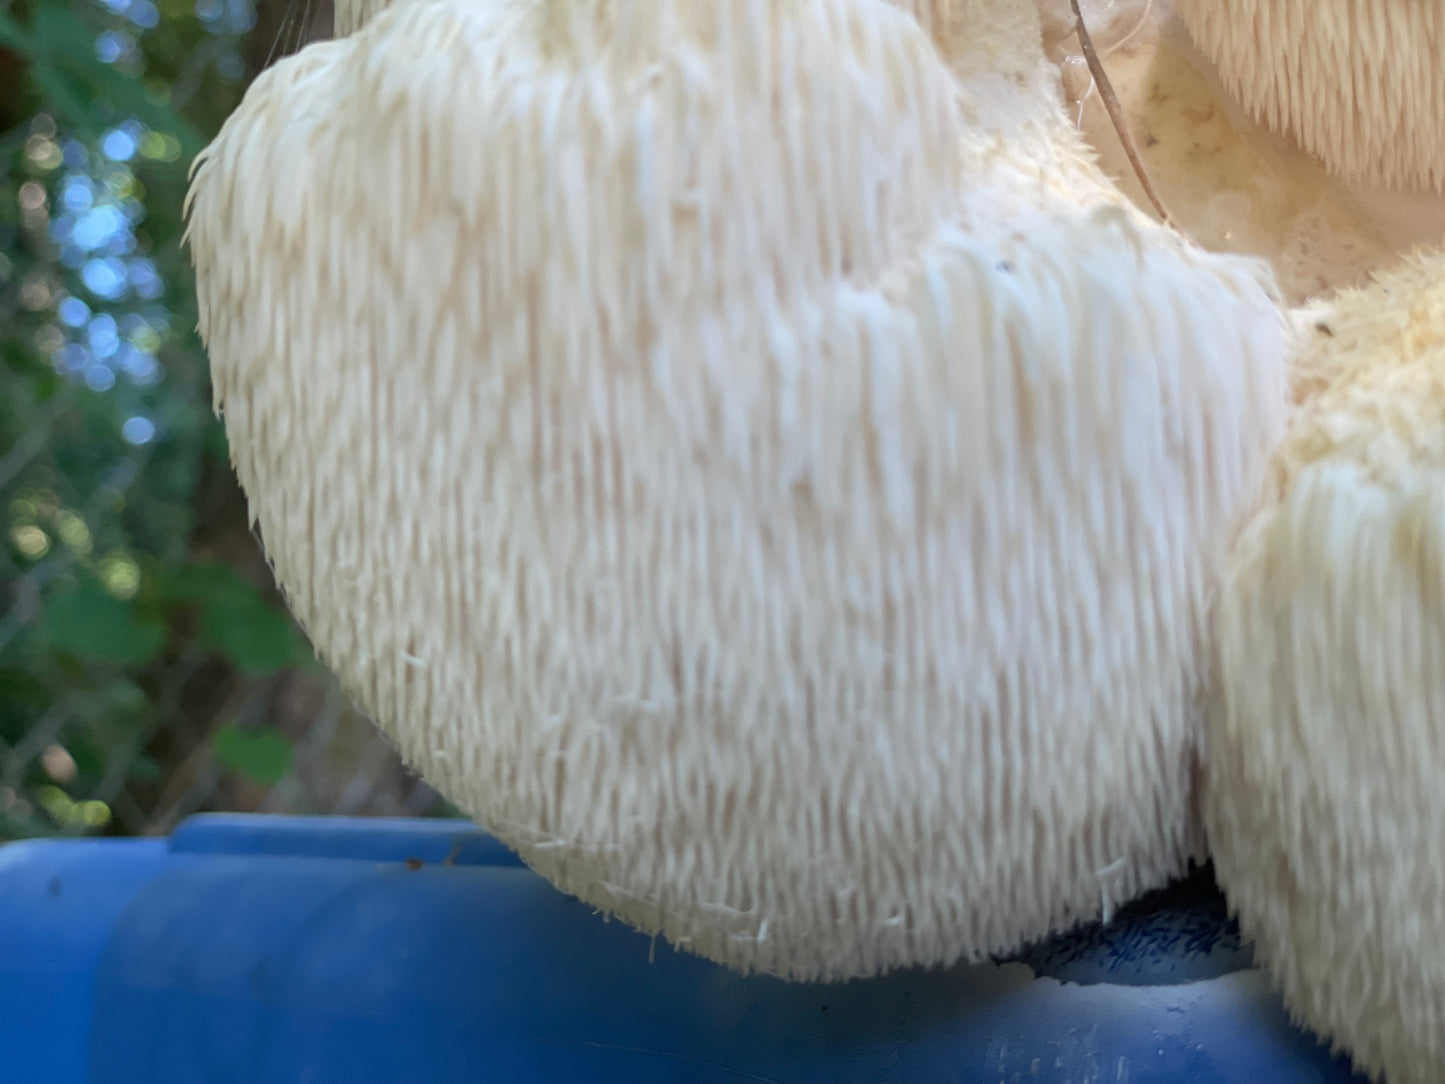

{"left": 187, "top": 0, "right": 1445, "bottom": 1079}
{"left": 1210, "top": 253, "right": 1445, "bottom": 1084}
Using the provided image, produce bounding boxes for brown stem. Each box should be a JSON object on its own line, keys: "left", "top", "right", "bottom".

{"left": 1069, "top": 0, "right": 1175, "bottom": 227}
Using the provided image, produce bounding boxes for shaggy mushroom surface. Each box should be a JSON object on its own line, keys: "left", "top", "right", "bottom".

{"left": 1070, "top": 8, "right": 1445, "bottom": 1081}
{"left": 188, "top": 0, "right": 1288, "bottom": 979}
{"left": 1208, "top": 251, "right": 1445, "bottom": 1084}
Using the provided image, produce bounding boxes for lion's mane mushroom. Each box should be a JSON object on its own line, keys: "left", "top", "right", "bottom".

{"left": 186, "top": 0, "right": 1287, "bottom": 979}
{"left": 1176, "top": 0, "right": 1445, "bottom": 192}
{"left": 1208, "top": 249, "right": 1445, "bottom": 1084}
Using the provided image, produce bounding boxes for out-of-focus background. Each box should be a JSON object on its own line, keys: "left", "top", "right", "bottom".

{"left": 0, "top": 0, "right": 449, "bottom": 840}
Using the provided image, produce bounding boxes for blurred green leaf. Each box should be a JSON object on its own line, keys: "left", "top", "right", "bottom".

{"left": 125, "top": 753, "right": 162, "bottom": 782}
{"left": 42, "top": 578, "right": 168, "bottom": 665}
{"left": 203, "top": 420, "right": 229, "bottom": 458}
{"left": 163, "top": 561, "right": 249, "bottom": 604}
{"left": 99, "top": 677, "right": 148, "bottom": 715}
{"left": 167, "top": 562, "right": 305, "bottom": 674}
{"left": 201, "top": 602, "right": 300, "bottom": 674}
{"left": 0, "top": 6, "right": 207, "bottom": 155}
{"left": 25, "top": 65, "right": 91, "bottom": 136}
{"left": 212, "top": 722, "right": 291, "bottom": 786}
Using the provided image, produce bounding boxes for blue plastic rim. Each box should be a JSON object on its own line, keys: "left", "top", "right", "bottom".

{"left": 0, "top": 814, "right": 1365, "bottom": 1084}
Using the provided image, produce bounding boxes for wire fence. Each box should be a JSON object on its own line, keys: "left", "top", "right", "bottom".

{"left": 0, "top": 0, "right": 448, "bottom": 840}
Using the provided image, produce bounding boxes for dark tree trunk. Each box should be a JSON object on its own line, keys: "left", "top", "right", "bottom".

{"left": 246, "top": 0, "right": 334, "bottom": 77}
{"left": 0, "top": 0, "right": 36, "bottom": 135}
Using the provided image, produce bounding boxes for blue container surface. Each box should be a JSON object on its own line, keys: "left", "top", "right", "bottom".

{"left": 0, "top": 814, "right": 1364, "bottom": 1084}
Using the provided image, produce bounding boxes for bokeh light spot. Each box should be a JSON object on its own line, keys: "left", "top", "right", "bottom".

{"left": 121, "top": 415, "right": 156, "bottom": 446}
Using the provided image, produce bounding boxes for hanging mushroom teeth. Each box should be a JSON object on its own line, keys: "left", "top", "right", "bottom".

{"left": 186, "top": 0, "right": 1288, "bottom": 980}
{"left": 1208, "top": 248, "right": 1445, "bottom": 1084}
{"left": 1177, "top": 0, "right": 1445, "bottom": 193}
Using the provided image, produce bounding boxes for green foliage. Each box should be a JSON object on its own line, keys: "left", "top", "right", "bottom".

{"left": 0, "top": 5, "right": 208, "bottom": 152}
{"left": 0, "top": 0, "right": 321, "bottom": 837}
{"left": 212, "top": 721, "right": 291, "bottom": 786}
{"left": 167, "top": 562, "right": 310, "bottom": 674}
{"left": 42, "top": 575, "right": 167, "bottom": 664}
